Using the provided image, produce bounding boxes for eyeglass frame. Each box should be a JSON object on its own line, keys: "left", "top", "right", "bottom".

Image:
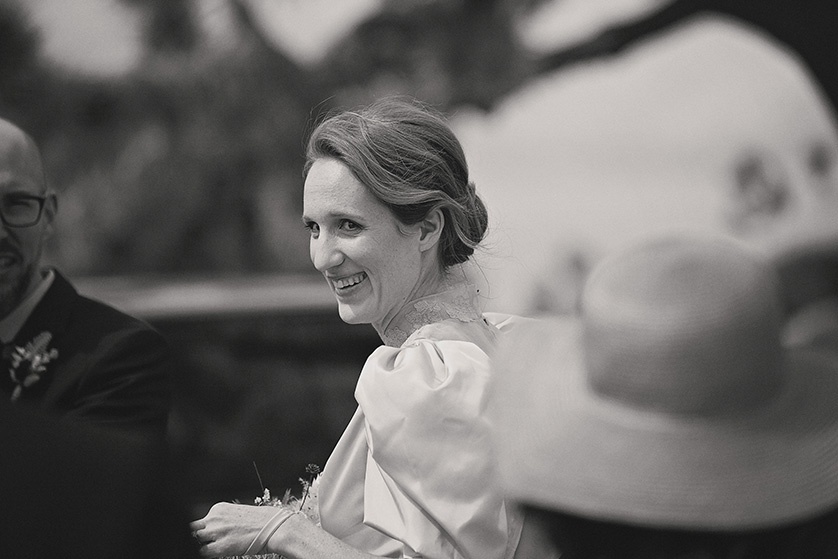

{"left": 0, "top": 193, "right": 51, "bottom": 228}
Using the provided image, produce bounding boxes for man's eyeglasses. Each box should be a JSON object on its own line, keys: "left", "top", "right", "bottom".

{"left": 0, "top": 194, "right": 49, "bottom": 228}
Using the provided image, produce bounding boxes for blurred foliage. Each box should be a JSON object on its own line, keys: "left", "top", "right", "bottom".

{"left": 0, "top": 0, "right": 555, "bottom": 277}
{"left": 120, "top": 0, "right": 199, "bottom": 52}
{"left": 4, "top": 0, "right": 831, "bottom": 277}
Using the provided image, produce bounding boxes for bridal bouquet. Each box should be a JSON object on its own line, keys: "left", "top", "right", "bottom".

{"left": 254, "top": 463, "right": 321, "bottom": 527}
{"left": 227, "top": 464, "right": 321, "bottom": 559}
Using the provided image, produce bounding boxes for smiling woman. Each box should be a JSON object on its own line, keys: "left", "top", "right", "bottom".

{"left": 303, "top": 157, "right": 437, "bottom": 334}
{"left": 191, "top": 97, "right": 535, "bottom": 559}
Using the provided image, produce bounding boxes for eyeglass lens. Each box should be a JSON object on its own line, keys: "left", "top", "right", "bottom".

{"left": 1, "top": 196, "right": 44, "bottom": 227}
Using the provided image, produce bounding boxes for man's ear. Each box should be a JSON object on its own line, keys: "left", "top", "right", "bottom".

{"left": 418, "top": 208, "right": 444, "bottom": 253}
{"left": 42, "top": 192, "right": 58, "bottom": 238}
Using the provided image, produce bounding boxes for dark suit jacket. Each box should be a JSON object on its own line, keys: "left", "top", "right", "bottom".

{"left": 2, "top": 269, "right": 172, "bottom": 439}
{"left": 0, "top": 398, "right": 200, "bottom": 559}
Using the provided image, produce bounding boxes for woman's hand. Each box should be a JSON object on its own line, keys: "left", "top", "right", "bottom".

{"left": 190, "top": 502, "right": 280, "bottom": 557}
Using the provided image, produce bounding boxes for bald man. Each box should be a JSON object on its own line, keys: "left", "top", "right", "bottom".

{"left": 0, "top": 117, "right": 171, "bottom": 439}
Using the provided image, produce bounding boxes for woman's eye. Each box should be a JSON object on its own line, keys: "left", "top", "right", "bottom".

{"left": 340, "top": 219, "right": 361, "bottom": 232}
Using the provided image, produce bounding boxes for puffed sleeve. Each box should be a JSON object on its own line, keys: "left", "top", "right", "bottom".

{"left": 355, "top": 322, "right": 518, "bottom": 559}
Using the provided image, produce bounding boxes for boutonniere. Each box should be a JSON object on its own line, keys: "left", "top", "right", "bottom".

{"left": 8, "top": 331, "right": 59, "bottom": 402}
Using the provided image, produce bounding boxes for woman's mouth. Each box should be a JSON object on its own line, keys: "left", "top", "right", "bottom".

{"left": 333, "top": 272, "right": 367, "bottom": 291}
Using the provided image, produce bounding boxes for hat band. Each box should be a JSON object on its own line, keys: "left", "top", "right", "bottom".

{"left": 582, "top": 305, "right": 785, "bottom": 416}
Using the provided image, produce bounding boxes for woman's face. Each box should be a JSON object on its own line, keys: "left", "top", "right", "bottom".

{"left": 303, "top": 158, "right": 429, "bottom": 331}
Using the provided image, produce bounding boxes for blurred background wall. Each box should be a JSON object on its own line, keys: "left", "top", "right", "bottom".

{"left": 2, "top": 0, "right": 837, "bottom": 511}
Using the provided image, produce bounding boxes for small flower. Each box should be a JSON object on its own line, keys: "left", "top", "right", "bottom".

{"left": 298, "top": 463, "right": 321, "bottom": 511}
{"left": 252, "top": 463, "right": 321, "bottom": 527}
{"left": 8, "top": 331, "right": 58, "bottom": 402}
{"left": 254, "top": 488, "right": 273, "bottom": 506}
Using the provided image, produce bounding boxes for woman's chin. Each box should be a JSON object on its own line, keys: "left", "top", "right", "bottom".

{"left": 336, "top": 304, "right": 370, "bottom": 325}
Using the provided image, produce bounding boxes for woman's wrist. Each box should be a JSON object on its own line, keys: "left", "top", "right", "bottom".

{"left": 245, "top": 507, "right": 299, "bottom": 555}
{"left": 265, "top": 508, "right": 308, "bottom": 554}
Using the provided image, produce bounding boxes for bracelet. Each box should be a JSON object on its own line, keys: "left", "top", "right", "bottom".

{"left": 244, "top": 507, "right": 299, "bottom": 555}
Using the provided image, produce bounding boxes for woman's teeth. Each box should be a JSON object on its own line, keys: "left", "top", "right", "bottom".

{"left": 335, "top": 272, "right": 367, "bottom": 289}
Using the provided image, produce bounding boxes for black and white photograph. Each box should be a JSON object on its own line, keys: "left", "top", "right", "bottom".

{"left": 2, "top": 1, "right": 837, "bottom": 557}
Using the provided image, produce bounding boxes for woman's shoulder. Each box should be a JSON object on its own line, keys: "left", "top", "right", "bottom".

{"left": 372, "top": 312, "right": 538, "bottom": 363}
{"left": 354, "top": 319, "right": 498, "bottom": 421}
{"left": 364, "top": 319, "right": 487, "bottom": 383}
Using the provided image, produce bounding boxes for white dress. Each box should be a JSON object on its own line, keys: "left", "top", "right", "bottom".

{"left": 317, "top": 280, "right": 524, "bottom": 559}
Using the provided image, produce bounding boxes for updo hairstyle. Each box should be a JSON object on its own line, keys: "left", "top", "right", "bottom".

{"left": 304, "top": 97, "right": 488, "bottom": 269}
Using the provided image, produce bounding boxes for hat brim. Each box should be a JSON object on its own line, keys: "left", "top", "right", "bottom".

{"left": 492, "top": 318, "right": 838, "bottom": 530}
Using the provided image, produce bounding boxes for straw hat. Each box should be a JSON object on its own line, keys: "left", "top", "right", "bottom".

{"left": 492, "top": 234, "right": 838, "bottom": 530}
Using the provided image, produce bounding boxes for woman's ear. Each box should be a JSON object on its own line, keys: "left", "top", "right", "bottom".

{"left": 418, "top": 208, "right": 444, "bottom": 253}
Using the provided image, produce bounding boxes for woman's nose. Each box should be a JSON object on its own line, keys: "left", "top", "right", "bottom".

{"left": 311, "top": 234, "right": 344, "bottom": 272}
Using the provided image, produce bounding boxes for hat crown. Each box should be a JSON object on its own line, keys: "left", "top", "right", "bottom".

{"left": 582, "top": 237, "right": 784, "bottom": 416}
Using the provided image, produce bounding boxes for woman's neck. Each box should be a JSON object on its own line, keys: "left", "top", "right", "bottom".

{"left": 377, "top": 268, "right": 481, "bottom": 347}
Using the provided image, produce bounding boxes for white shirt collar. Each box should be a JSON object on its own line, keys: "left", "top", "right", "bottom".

{"left": 0, "top": 269, "right": 55, "bottom": 345}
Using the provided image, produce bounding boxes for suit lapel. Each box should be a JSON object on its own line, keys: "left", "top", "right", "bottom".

{"left": 5, "top": 270, "right": 78, "bottom": 401}
{"left": 13, "top": 270, "right": 77, "bottom": 346}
